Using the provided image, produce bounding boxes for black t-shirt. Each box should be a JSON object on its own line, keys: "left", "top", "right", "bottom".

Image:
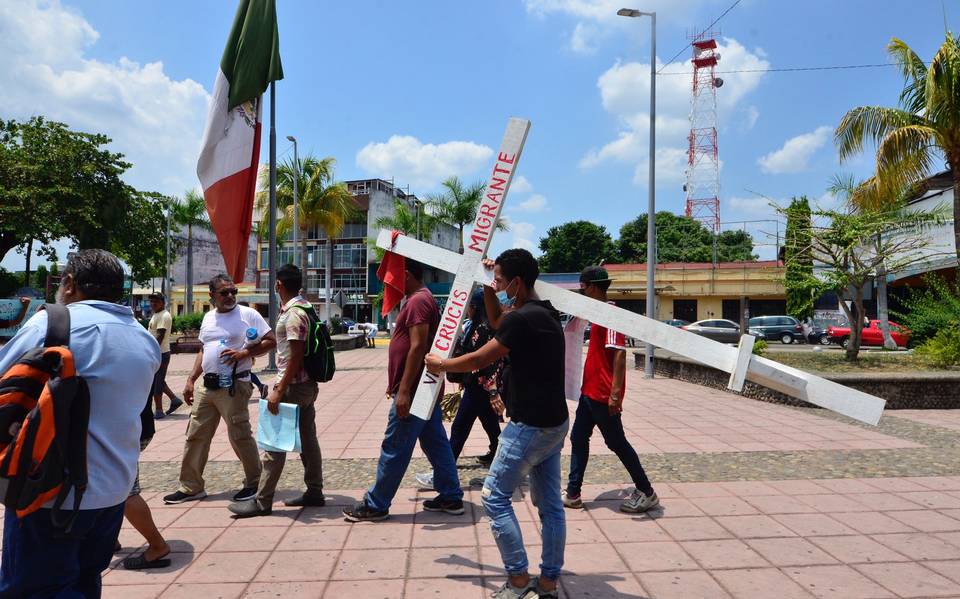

{"left": 495, "top": 300, "right": 567, "bottom": 428}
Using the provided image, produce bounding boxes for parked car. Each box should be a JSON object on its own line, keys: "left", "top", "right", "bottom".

{"left": 827, "top": 320, "right": 911, "bottom": 349}
{"left": 807, "top": 325, "right": 832, "bottom": 346}
{"left": 662, "top": 319, "right": 690, "bottom": 327}
{"left": 748, "top": 315, "right": 804, "bottom": 344}
{"left": 681, "top": 319, "right": 741, "bottom": 344}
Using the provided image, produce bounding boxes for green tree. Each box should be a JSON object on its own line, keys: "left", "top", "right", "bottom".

{"left": 0, "top": 117, "right": 166, "bottom": 283}
{"left": 836, "top": 33, "right": 960, "bottom": 263}
{"left": 538, "top": 221, "right": 616, "bottom": 273}
{"left": 34, "top": 264, "right": 49, "bottom": 295}
{"left": 256, "top": 155, "right": 355, "bottom": 317}
{"left": 617, "top": 212, "right": 756, "bottom": 263}
{"left": 172, "top": 190, "right": 210, "bottom": 314}
{"left": 779, "top": 202, "right": 946, "bottom": 360}
{"left": 427, "top": 176, "right": 508, "bottom": 254}
{"left": 892, "top": 275, "right": 960, "bottom": 345}
{"left": 783, "top": 197, "right": 816, "bottom": 321}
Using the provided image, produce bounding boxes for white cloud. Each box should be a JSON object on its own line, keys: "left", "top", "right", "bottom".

{"left": 509, "top": 221, "right": 538, "bottom": 252}
{"left": 511, "top": 175, "right": 533, "bottom": 194}
{"left": 570, "top": 22, "right": 598, "bottom": 54}
{"left": 728, "top": 196, "right": 776, "bottom": 214}
{"left": 582, "top": 38, "right": 769, "bottom": 187}
{"left": 356, "top": 135, "right": 493, "bottom": 190}
{"left": 515, "top": 194, "right": 549, "bottom": 213}
{"left": 0, "top": 0, "right": 211, "bottom": 195}
{"left": 743, "top": 105, "right": 760, "bottom": 130}
{"left": 757, "top": 126, "right": 832, "bottom": 174}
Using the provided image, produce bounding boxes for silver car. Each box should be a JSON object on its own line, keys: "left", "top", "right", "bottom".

{"left": 682, "top": 319, "right": 742, "bottom": 344}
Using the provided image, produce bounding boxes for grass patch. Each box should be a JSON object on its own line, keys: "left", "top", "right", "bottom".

{"left": 765, "top": 350, "right": 959, "bottom": 374}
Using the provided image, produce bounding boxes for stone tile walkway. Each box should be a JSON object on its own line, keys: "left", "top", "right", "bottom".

{"left": 64, "top": 349, "right": 960, "bottom": 597}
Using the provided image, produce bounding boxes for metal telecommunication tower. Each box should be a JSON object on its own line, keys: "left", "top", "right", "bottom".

{"left": 684, "top": 30, "right": 722, "bottom": 233}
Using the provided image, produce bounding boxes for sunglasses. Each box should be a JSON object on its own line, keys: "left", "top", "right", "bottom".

{"left": 218, "top": 288, "right": 239, "bottom": 297}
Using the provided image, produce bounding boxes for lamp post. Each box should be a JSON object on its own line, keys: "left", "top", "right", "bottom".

{"left": 618, "top": 7, "right": 657, "bottom": 378}
{"left": 286, "top": 135, "right": 302, "bottom": 291}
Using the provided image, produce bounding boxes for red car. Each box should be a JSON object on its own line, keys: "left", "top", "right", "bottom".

{"left": 827, "top": 320, "right": 911, "bottom": 349}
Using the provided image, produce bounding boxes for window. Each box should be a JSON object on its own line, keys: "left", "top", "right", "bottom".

{"left": 334, "top": 244, "right": 364, "bottom": 268}
{"left": 339, "top": 223, "right": 367, "bottom": 239}
{"left": 748, "top": 318, "right": 762, "bottom": 327}
{"left": 306, "top": 246, "right": 327, "bottom": 268}
{"left": 717, "top": 321, "right": 738, "bottom": 329}
{"left": 306, "top": 272, "right": 322, "bottom": 291}
{"left": 332, "top": 272, "right": 366, "bottom": 291}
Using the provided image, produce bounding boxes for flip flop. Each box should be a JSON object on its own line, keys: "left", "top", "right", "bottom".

{"left": 122, "top": 551, "right": 171, "bottom": 570}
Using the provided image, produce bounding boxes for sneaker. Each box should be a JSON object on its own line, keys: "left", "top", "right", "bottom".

{"left": 153, "top": 408, "right": 165, "bottom": 420}
{"left": 531, "top": 577, "right": 559, "bottom": 598}
{"left": 166, "top": 397, "right": 184, "bottom": 415}
{"left": 476, "top": 451, "right": 495, "bottom": 467}
{"left": 562, "top": 490, "right": 583, "bottom": 509}
{"left": 422, "top": 496, "right": 465, "bottom": 515}
{"left": 163, "top": 490, "right": 207, "bottom": 504}
{"left": 342, "top": 501, "right": 389, "bottom": 522}
{"left": 414, "top": 472, "right": 434, "bottom": 490}
{"left": 620, "top": 489, "right": 659, "bottom": 513}
{"left": 490, "top": 580, "right": 537, "bottom": 598}
{"left": 228, "top": 499, "right": 271, "bottom": 518}
{"left": 232, "top": 486, "right": 258, "bottom": 502}
{"left": 284, "top": 493, "right": 326, "bottom": 507}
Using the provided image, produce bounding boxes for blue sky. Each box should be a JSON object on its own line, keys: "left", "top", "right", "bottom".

{"left": 2, "top": 0, "right": 957, "bottom": 271}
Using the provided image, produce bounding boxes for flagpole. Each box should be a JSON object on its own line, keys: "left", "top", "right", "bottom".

{"left": 266, "top": 81, "right": 278, "bottom": 371}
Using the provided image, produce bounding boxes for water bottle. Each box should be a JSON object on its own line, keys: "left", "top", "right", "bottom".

{"left": 218, "top": 339, "right": 233, "bottom": 388}
{"left": 244, "top": 327, "right": 261, "bottom": 349}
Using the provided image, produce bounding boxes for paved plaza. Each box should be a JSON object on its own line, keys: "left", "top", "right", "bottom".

{"left": 18, "top": 349, "right": 960, "bottom": 597}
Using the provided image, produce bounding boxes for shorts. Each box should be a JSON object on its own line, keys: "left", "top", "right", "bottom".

{"left": 129, "top": 437, "right": 152, "bottom": 497}
{"left": 367, "top": 328, "right": 377, "bottom": 339}
{"left": 151, "top": 352, "right": 171, "bottom": 396}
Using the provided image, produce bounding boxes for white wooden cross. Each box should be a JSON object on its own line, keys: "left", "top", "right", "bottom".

{"left": 378, "top": 118, "right": 886, "bottom": 426}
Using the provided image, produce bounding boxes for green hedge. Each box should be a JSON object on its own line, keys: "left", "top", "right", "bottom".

{"left": 173, "top": 312, "right": 204, "bottom": 333}
{"left": 915, "top": 325, "right": 960, "bottom": 368}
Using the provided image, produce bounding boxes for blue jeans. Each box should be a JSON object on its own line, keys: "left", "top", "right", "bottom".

{"left": 482, "top": 419, "right": 569, "bottom": 581}
{"left": 567, "top": 395, "right": 654, "bottom": 497}
{"left": 364, "top": 397, "right": 463, "bottom": 512}
{"left": 0, "top": 503, "right": 125, "bottom": 598}
{"left": 449, "top": 383, "right": 501, "bottom": 460}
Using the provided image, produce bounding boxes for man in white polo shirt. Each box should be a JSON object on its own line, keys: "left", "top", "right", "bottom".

{"left": 163, "top": 274, "right": 276, "bottom": 505}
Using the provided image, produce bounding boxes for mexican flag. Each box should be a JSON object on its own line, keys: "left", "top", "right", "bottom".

{"left": 197, "top": 0, "right": 283, "bottom": 282}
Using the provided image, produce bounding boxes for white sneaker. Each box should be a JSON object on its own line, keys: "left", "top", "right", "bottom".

{"left": 561, "top": 490, "right": 583, "bottom": 509}
{"left": 414, "top": 472, "right": 434, "bottom": 490}
{"left": 620, "top": 488, "right": 659, "bottom": 513}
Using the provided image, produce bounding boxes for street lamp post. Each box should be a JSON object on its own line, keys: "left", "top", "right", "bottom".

{"left": 286, "top": 135, "right": 302, "bottom": 291}
{"left": 618, "top": 7, "right": 657, "bottom": 378}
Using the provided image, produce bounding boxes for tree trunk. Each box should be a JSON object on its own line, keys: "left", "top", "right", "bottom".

{"left": 185, "top": 224, "right": 194, "bottom": 314}
{"left": 23, "top": 238, "right": 33, "bottom": 288}
{"left": 953, "top": 167, "right": 960, "bottom": 267}
{"left": 839, "top": 290, "right": 865, "bottom": 361}
{"left": 300, "top": 225, "right": 308, "bottom": 294}
{"left": 325, "top": 233, "right": 333, "bottom": 321}
{"left": 458, "top": 224, "right": 464, "bottom": 254}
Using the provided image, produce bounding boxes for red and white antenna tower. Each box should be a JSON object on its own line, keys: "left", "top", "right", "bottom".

{"left": 684, "top": 29, "right": 723, "bottom": 233}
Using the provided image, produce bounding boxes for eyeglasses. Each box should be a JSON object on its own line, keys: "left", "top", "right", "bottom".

{"left": 218, "top": 288, "right": 239, "bottom": 297}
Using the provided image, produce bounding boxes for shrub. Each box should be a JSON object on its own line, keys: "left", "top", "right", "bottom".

{"left": 328, "top": 315, "right": 346, "bottom": 335}
{"left": 893, "top": 276, "right": 960, "bottom": 345}
{"left": 173, "top": 312, "right": 204, "bottom": 333}
{"left": 914, "top": 325, "right": 960, "bottom": 368}
{"left": 752, "top": 338, "right": 768, "bottom": 355}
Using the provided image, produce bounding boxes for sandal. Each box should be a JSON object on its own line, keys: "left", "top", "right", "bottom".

{"left": 122, "top": 551, "right": 171, "bottom": 570}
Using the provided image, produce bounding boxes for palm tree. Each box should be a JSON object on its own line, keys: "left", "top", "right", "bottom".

{"left": 427, "top": 176, "right": 508, "bottom": 254}
{"left": 256, "top": 155, "right": 355, "bottom": 320}
{"left": 836, "top": 34, "right": 960, "bottom": 264}
{"left": 172, "top": 190, "right": 210, "bottom": 314}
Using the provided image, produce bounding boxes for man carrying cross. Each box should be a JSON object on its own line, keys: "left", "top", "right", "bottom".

{"left": 427, "top": 248, "right": 567, "bottom": 599}
{"left": 562, "top": 266, "right": 658, "bottom": 513}
{"left": 343, "top": 258, "right": 464, "bottom": 522}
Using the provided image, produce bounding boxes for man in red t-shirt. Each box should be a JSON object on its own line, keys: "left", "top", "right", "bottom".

{"left": 563, "top": 266, "right": 658, "bottom": 513}
{"left": 343, "top": 259, "right": 464, "bottom": 522}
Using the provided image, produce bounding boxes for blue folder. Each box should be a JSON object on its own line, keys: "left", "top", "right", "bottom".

{"left": 256, "top": 399, "right": 301, "bottom": 453}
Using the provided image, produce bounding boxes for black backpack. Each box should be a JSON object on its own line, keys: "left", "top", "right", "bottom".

{"left": 291, "top": 305, "right": 335, "bottom": 383}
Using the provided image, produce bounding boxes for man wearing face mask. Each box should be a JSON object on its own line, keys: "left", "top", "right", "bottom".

{"left": 163, "top": 274, "right": 276, "bottom": 505}
{"left": 562, "top": 266, "right": 658, "bottom": 514}
{"left": 426, "top": 248, "right": 568, "bottom": 599}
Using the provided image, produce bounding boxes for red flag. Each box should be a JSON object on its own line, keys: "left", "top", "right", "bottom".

{"left": 377, "top": 231, "right": 406, "bottom": 316}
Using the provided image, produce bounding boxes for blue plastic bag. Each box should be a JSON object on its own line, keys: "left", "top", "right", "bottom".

{"left": 256, "top": 399, "right": 301, "bottom": 452}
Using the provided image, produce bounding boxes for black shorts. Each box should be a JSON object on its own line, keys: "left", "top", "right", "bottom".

{"left": 151, "top": 352, "right": 171, "bottom": 396}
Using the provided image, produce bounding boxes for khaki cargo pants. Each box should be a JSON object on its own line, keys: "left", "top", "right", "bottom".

{"left": 256, "top": 380, "right": 323, "bottom": 506}
{"left": 178, "top": 380, "right": 261, "bottom": 494}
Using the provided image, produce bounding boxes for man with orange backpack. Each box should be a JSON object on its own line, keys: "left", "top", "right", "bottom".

{"left": 0, "top": 250, "right": 160, "bottom": 598}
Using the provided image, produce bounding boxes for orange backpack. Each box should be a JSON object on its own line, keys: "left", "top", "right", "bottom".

{"left": 0, "top": 304, "right": 89, "bottom": 532}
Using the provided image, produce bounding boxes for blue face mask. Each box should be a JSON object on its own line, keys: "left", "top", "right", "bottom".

{"left": 496, "top": 279, "right": 517, "bottom": 308}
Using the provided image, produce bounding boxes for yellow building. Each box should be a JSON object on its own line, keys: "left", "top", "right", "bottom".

{"left": 605, "top": 261, "right": 786, "bottom": 323}
{"left": 131, "top": 283, "right": 264, "bottom": 318}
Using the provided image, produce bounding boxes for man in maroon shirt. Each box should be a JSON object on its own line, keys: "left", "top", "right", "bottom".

{"left": 563, "top": 266, "right": 658, "bottom": 513}
{"left": 343, "top": 260, "right": 464, "bottom": 522}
